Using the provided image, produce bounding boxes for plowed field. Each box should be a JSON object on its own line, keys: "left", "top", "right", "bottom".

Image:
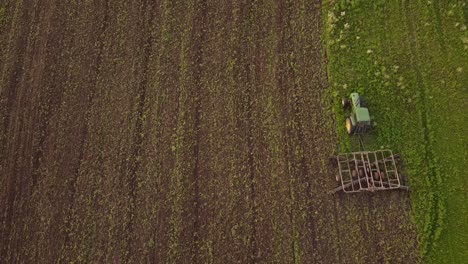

{"left": 0, "top": 1, "right": 419, "bottom": 263}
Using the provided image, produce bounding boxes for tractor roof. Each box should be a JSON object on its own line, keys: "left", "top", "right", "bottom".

{"left": 355, "top": 107, "right": 370, "bottom": 123}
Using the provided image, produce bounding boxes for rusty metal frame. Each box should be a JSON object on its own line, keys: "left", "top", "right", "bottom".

{"left": 332, "top": 149, "right": 408, "bottom": 193}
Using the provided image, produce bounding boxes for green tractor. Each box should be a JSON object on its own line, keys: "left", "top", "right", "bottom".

{"left": 342, "top": 92, "right": 372, "bottom": 135}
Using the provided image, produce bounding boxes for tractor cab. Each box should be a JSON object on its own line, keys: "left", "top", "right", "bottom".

{"left": 342, "top": 92, "right": 372, "bottom": 134}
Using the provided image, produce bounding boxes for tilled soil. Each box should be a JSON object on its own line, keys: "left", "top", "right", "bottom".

{"left": 0, "top": 1, "right": 419, "bottom": 263}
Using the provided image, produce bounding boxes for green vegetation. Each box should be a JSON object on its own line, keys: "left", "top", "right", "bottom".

{"left": 0, "top": 0, "right": 451, "bottom": 262}
{"left": 323, "top": 0, "right": 467, "bottom": 262}
{"left": 0, "top": 6, "right": 5, "bottom": 26}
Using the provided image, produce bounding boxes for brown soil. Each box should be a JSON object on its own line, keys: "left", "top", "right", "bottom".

{"left": 0, "top": 1, "right": 419, "bottom": 263}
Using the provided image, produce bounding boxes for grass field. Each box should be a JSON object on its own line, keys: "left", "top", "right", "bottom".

{"left": 324, "top": 0, "right": 467, "bottom": 262}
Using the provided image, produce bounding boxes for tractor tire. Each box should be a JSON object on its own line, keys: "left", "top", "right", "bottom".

{"left": 342, "top": 98, "right": 350, "bottom": 109}
{"left": 360, "top": 96, "right": 367, "bottom": 107}
{"left": 346, "top": 117, "right": 355, "bottom": 135}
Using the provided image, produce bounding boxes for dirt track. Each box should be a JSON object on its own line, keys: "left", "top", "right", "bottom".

{"left": 0, "top": 1, "right": 419, "bottom": 263}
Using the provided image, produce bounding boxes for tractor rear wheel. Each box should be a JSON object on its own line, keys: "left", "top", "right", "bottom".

{"left": 346, "top": 117, "right": 355, "bottom": 135}
{"left": 342, "top": 98, "right": 350, "bottom": 109}
{"left": 360, "top": 96, "right": 367, "bottom": 107}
